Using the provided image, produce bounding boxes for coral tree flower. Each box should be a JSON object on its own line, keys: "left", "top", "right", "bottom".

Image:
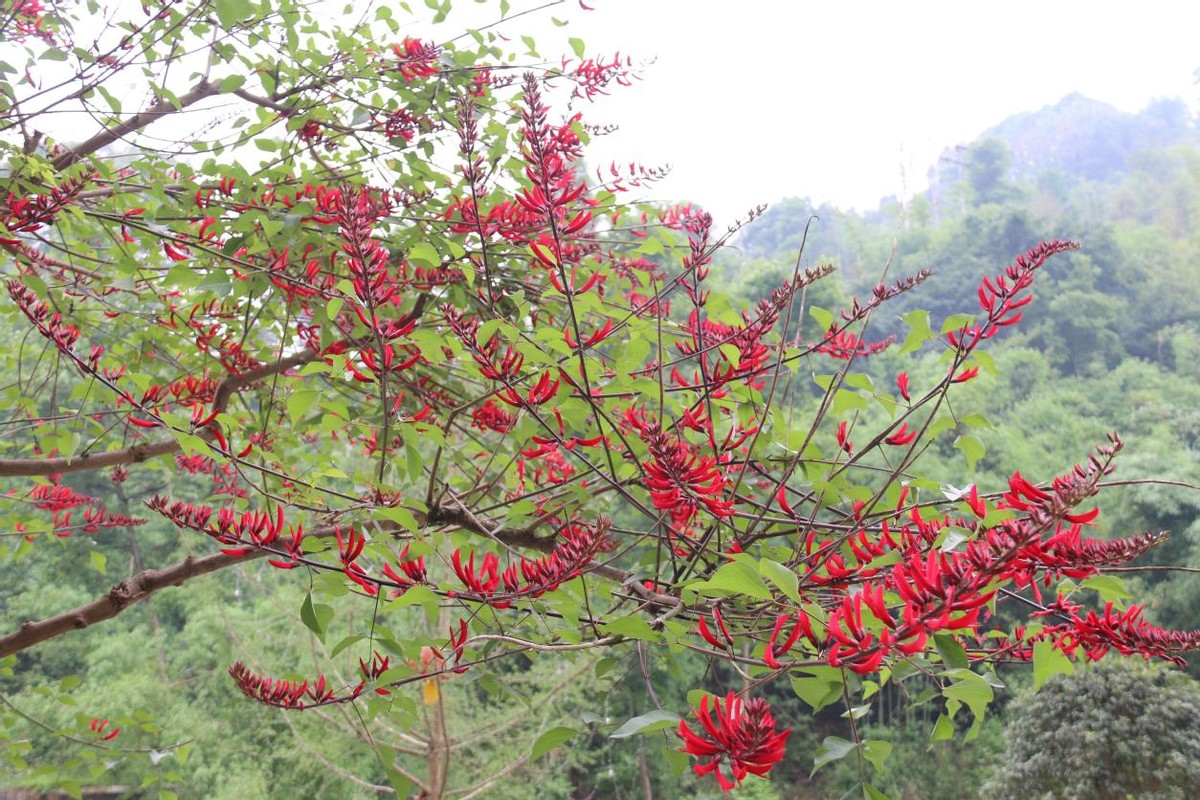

{"left": 678, "top": 692, "right": 791, "bottom": 791}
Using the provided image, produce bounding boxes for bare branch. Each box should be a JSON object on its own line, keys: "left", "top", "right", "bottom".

{"left": 0, "top": 550, "right": 249, "bottom": 658}
{"left": 51, "top": 80, "right": 220, "bottom": 171}
{"left": 0, "top": 349, "right": 318, "bottom": 478}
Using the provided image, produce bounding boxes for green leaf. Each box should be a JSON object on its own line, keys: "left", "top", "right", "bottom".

{"left": 791, "top": 669, "right": 844, "bottom": 712}
{"left": 386, "top": 767, "right": 412, "bottom": 798}
{"left": 531, "top": 726, "right": 578, "bottom": 761}
{"left": 1032, "top": 639, "right": 1074, "bottom": 690}
{"left": 940, "top": 313, "right": 976, "bottom": 334}
{"left": 600, "top": 616, "right": 662, "bottom": 642}
{"left": 933, "top": 633, "right": 968, "bottom": 669}
{"left": 812, "top": 736, "right": 858, "bottom": 775}
{"left": 300, "top": 593, "right": 334, "bottom": 643}
{"left": 407, "top": 242, "right": 440, "bottom": 268}
{"left": 759, "top": 559, "right": 801, "bottom": 603}
{"left": 863, "top": 784, "right": 892, "bottom": 800}
{"left": 861, "top": 740, "right": 892, "bottom": 773}
{"left": 374, "top": 505, "right": 420, "bottom": 534}
{"left": 954, "top": 434, "right": 984, "bottom": 471}
{"left": 215, "top": 0, "right": 242, "bottom": 28}
{"left": 89, "top": 550, "right": 107, "bottom": 576}
{"left": 330, "top": 635, "right": 365, "bottom": 658}
{"left": 1081, "top": 574, "right": 1132, "bottom": 604}
{"left": 219, "top": 74, "right": 246, "bottom": 92}
{"left": 692, "top": 560, "right": 772, "bottom": 601}
{"left": 899, "top": 309, "right": 934, "bottom": 354}
{"left": 287, "top": 389, "right": 321, "bottom": 422}
{"left": 608, "top": 710, "right": 680, "bottom": 739}
{"left": 930, "top": 713, "right": 955, "bottom": 741}
{"left": 809, "top": 306, "right": 833, "bottom": 331}
{"left": 568, "top": 37, "right": 585, "bottom": 58}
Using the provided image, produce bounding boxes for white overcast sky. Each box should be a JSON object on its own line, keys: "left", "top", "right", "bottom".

{"left": 507, "top": 0, "right": 1200, "bottom": 222}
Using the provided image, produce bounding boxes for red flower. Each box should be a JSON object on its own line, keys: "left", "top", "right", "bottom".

{"left": 679, "top": 693, "right": 790, "bottom": 792}
{"left": 951, "top": 366, "right": 980, "bottom": 384}
{"left": 884, "top": 423, "right": 917, "bottom": 446}
{"left": 836, "top": 420, "right": 853, "bottom": 455}
{"left": 896, "top": 371, "right": 911, "bottom": 401}
{"left": 643, "top": 425, "right": 733, "bottom": 524}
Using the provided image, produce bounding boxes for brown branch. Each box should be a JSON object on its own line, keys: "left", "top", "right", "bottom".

{"left": 0, "top": 349, "right": 318, "bottom": 478}
{"left": 0, "top": 505, "right": 630, "bottom": 657}
{"left": 0, "top": 550, "right": 250, "bottom": 658}
{"left": 52, "top": 80, "right": 220, "bottom": 171}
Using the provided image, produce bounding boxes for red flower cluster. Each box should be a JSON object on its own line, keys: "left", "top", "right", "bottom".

{"left": 643, "top": 425, "right": 733, "bottom": 525}
{"left": 7, "top": 280, "right": 80, "bottom": 354}
{"left": 89, "top": 717, "right": 120, "bottom": 742}
{"left": 391, "top": 37, "right": 441, "bottom": 82}
{"left": 679, "top": 693, "right": 790, "bottom": 792}
{"left": 449, "top": 519, "right": 611, "bottom": 607}
{"left": 947, "top": 239, "right": 1080, "bottom": 352}
{"left": 1, "top": 174, "right": 90, "bottom": 237}
{"left": 229, "top": 662, "right": 352, "bottom": 710}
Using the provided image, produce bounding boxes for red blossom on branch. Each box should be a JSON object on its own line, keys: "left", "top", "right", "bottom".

{"left": 229, "top": 662, "right": 358, "bottom": 709}
{"left": 643, "top": 425, "right": 734, "bottom": 524}
{"left": 678, "top": 693, "right": 790, "bottom": 792}
{"left": 89, "top": 718, "right": 120, "bottom": 742}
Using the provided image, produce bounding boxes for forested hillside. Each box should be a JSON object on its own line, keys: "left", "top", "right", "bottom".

{"left": 709, "top": 94, "right": 1200, "bottom": 797}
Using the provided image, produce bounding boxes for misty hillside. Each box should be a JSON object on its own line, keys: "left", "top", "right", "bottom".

{"left": 929, "top": 93, "right": 1199, "bottom": 198}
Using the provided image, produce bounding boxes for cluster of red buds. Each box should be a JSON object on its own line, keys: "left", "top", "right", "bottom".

{"left": 1, "top": 173, "right": 90, "bottom": 237}
{"left": 7, "top": 280, "right": 81, "bottom": 353}
{"left": 448, "top": 519, "right": 611, "bottom": 607}
{"left": 229, "top": 662, "right": 351, "bottom": 709}
{"left": 948, "top": 239, "right": 1080, "bottom": 352}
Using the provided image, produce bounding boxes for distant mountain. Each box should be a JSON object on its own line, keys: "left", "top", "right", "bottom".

{"left": 985, "top": 93, "right": 1196, "bottom": 182}
{"left": 930, "top": 93, "right": 1198, "bottom": 198}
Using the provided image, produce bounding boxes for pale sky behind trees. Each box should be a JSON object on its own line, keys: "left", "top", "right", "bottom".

{"left": 525, "top": 0, "right": 1200, "bottom": 223}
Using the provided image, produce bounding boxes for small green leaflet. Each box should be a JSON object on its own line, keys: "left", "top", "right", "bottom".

{"left": 691, "top": 559, "right": 772, "bottom": 600}
{"left": 861, "top": 740, "right": 892, "bottom": 773}
{"left": 899, "top": 309, "right": 934, "bottom": 354}
{"left": 1032, "top": 639, "right": 1074, "bottom": 690}
{"left": 811, "top": 736, "right": 858, "bottom": 775}
{"left": 608, "top": 709, "right": 680, "bottom": 739}
{"left": 600, "top": 616, "right": 662, "bottom": 642}
{"left": 568, "top": 37, "right": 585, "bottom": 58}
{"left": 955, "top": 435, "right": 985, "bottom": 471}
{"left": 759, "top": 559, "right": 801, "bottom": 603}
{"left": 300, "top": 593, "right": 334, "bottom": 643}
{"left": 531, "top": 726, "right": 578, "bottom": 761}
{"left": 215, "top": 0, "right": 243, "bottom": 29}
{"left": 407, "top": 242, "right": 440, "bottom": 268}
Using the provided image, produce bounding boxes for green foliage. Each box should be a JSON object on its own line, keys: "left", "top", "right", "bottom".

{"left": 982, "top": 661, "right": 1200, "bottom": 800}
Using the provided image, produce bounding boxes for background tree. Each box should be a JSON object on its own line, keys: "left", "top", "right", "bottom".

{"left": 982, "top": 660, "right": 1200, "bottom": 800}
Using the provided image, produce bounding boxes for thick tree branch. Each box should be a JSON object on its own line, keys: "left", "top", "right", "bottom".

{"left": 0, "top": 349, "right": 318, "bottom": 478}
{"left": 0, "top": 550, "right": 249, "bottom": 657}
{"left": 0, "top": 506, "right": 630, "bottom": 657}
{"left": 52, "top": 80, "right": 219, "bottom": 171}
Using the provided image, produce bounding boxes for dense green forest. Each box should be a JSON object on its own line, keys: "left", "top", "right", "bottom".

{"left": 4, "top": 85, "right": 1200, "bottom": 800}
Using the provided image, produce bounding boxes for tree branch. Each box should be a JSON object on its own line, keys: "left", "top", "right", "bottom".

{"left": 0, "top": 349, "right": 318, "bottom": 478}
{"left": 0, "top": 550, "right": 249, "bottom": 658}
{"left": 52, "top": 80, "right": 220, "bottom": 171}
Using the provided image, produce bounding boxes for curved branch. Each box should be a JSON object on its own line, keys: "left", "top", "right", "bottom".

{"left": 0, "top": 349, "right": 318, "bottom": 478}
{"left": 52, "top": 80, "right": 220, "bottom": 171}
{"left": 0, "top": 549, "right": 249, "bottom": 657}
